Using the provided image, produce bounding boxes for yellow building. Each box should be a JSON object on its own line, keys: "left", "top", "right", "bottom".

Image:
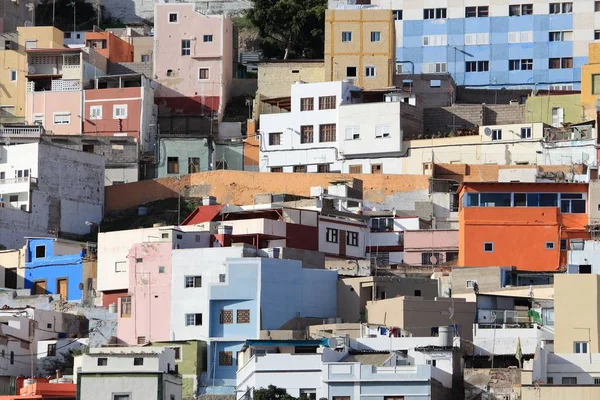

{"left": 325, "top": 9, "right": 394, "bottom": 90}
{"left": 0, "top": 27, "right": 64, "bottom": 119}
{"left": 0, "top": 247, "right": 25, "bottom": 289}
{"left": 580, "top": 43, "right": 600, "bottom": 121}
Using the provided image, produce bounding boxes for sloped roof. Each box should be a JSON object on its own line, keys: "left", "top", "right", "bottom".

{"left": 181, "top": 205, "right": 224, "bottom": 225}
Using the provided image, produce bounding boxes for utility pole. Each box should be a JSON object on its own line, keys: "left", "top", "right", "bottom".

{"left": 95, "top": 0, "right": 101, "bottom": 28}
{"left": 52, "top": 0, "right": 55, "bottom": 27}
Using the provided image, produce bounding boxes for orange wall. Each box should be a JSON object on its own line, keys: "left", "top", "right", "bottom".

{"left": 244, "top": 119, "right": 259, "bottom": 170}
{"left": 458, "top": 183, "right": 588, "bottom": 271}
{"left": 85, "top": 32, "right": 133, "bottom": 63}
{"left": 83, "top": 87, "right": 142, "bottom": 139}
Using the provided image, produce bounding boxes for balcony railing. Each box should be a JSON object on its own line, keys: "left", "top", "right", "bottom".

{"left": 0, "top": 125, "right": 44, "bottom": 138}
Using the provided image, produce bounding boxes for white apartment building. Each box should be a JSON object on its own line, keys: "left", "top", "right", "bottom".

{"left": 75, "top": 347, "right": 182, "bottom": 400}
{"left": 259, "top": 80, "right": 419, "bottom": 174}
{"left": 0, "top": 141, "right": 104, "bottom": 249}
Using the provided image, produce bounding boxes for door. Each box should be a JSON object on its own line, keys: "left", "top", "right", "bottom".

{"left": 4, "top": 268, "right": 16, "bottom": 289}
{"left": 552, "top": 107, "right": 564, "bottom": 127}
{"left": 339, "top": 230, "right": 346, "bottom": 257}
{"left": 33, "top": 280, "right": 46, "bottom": 295}
{"left": 57, "top": 279, "right": 67, "bottom": 300}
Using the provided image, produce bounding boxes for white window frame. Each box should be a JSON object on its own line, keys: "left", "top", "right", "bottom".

{"left": 375, "top": 125, "right": 390, "bottom": 138}
{"left": 483, "top": 242, "right": 494, "bottom": 252}
{"left": 181, "top": 39, "right": 191, "bottom": 56}
{"left": 424, "top": 35, "right": 448, "bottom": 47}
{"left": 574, "top": 341, "right": 588, "bottom": 354}
{"left": 25, "top": 40, "right": 37, "bottom": 49}
{"left": 53, "top": 112, "right": 71, "bottom": 125}
{"left": 168, "top": 12, "right": 179, "bottom": 24}
{"left": 32, "top": 114, "right": 43, "bottom": 125}
{"left": 345, "top": 126, "right": 360, "bottom": 140}
{"left": 115, "top": 261, "right": 127, "bottom": 273}
{"left": 508, "top": 31, "right": 533, "bottom": 43}
{"left": 545, "top": 242, "right": 555, "bottom": 250}
{"left": 10, "top": 70, "right": 16, "bottom": 82}
{"left": 113, "top": 105, "right": 127, "bottom": 119}
{"left": 203, "top": 35, "right": 213, "bottom": 42}
{"left": 90, "top": 105, "right": 102, "bottom": 120}
{"left": 491, "top": 129, "right": 502, "bottom": 141}
{"left": 422, "top": 62, "right": 447, "bottom": 74}
{"left": 365, "top": 66, "right": 376, "bottom": 77}
{"left": 521, "top": 127, "right": 532, "bottom": 139}
{"left": 466, "top": 280, "right": 478, "bottom": 289}
{"left": 198, "top": 68, "right": 210, "bottom": 80}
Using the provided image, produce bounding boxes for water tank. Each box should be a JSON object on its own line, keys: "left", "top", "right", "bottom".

{"left": 108, "top": 302, "right": 118, "bottom": 313}
{"left": 23, "top": 379, "right": 36, "bottom": 388}
{"left": 138, "top": 206, "right": 148, "bottom": 216}
{"left": 438, "top": 326, "right": 453, "bottom": 347}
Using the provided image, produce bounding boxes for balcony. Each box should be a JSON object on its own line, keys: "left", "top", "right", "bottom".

{"left": 0, "top": 177, "right": 35, "bottom": 195}
{"left": 0, "top": 125, "right": 44, "bottom": 141}
{"left": 226, "top": 218, "right": 287, "bottom": 238}
{"left": 27, "top": 79, "right": 81, "bottom": 93}
{"left": 237, "top": 353, "right": 321, "bottom": 386}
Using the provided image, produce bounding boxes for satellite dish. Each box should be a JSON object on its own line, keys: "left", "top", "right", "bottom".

{"left": 484, "top": 127, "right": 492, "bottom": 136}
{"left": 28, "top": 66, "right": 36, "bottom": 74}
{"left": 327, "top": 337, "right": 338, "bottom": 348}
{"left": 150, "top": 80, "right": 158, "bottom": 89}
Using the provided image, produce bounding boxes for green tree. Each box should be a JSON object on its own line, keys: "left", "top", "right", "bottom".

{"left": 246, "top": 0, "right": 326, "bottom": 59}
{"left": 253, "top": 385, "right": 297, "bottom": 400}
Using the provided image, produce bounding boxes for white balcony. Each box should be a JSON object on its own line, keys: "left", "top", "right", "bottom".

{"left": 0, "top": 125, "right": 44, "bottom": 139}
{"left": 226, "top": 218, "right": 287, "bottom": 238}
{"left": 237, "top": 353, "right": 322, "bottom": 391}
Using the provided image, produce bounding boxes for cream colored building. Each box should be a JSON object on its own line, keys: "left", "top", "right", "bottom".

{"left": 0, "top": 247, "right": 25, "bottom": 289}
{"left": 365, "top": 296, "right": 476, "bottom": 343}
{"left": 0, "top": 27, "right": 64, "bottom": 119}
{"left": 325, "top": 9, "right": 394, "bottom": 89}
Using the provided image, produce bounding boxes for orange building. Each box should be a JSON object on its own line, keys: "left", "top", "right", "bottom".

{"left": 0, "top": 381, "right": 75, "bottom": 400}
{"left": 458, "top": 182, "right": 589, "bottom": 271}
{"left": 85, "top": 31, "right": 133, "bottom": 63}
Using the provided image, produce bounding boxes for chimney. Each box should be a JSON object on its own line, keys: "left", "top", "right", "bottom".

{"left": 213, "top": 225, "right": 233, "bottom": 247}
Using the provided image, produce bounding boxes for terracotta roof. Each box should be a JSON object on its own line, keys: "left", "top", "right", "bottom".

{"left": 181, "top": 205, "right": 224, "bottom": 225}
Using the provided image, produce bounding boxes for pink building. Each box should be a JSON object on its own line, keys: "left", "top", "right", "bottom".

{"left": 153, "top": 3, "right": 234, "bottom": 117}
{"left": 118, "top": 242, "right": 173, "bottom": 345}
{"left": 403, "top": 230, "right": 459, "bottom": 266}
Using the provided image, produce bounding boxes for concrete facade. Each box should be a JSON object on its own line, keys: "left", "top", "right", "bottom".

{"left": 403, "top": 230, "right": 459, "bottom": 266}
{"left": 158, "top": 137, "right": 211, "bottom": 178}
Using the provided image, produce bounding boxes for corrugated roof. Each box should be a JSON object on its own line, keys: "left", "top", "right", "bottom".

{"left": 181, "top": 205, "right": 224, "bottom": 225}
{"left": 343, "top": 352, "right": 392, "bottom": 366}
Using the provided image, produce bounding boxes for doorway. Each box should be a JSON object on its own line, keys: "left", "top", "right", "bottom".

{"left": 33, "top": 280, "right": 47, "bottom": 295}
{"left": 57, "top": 278, "right": 68, "bottom": 300}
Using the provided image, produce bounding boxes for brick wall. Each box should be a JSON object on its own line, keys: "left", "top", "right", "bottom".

{"left": 257, "top": 62, "right": 325, "bottom": 99}
{"left": 41, "top": 136, "right": 139, "bottom": 166}
{"left": 400, "top": 102, "right": 423, "bottom": 140}
{"left": 424, "top": 104, "right": 526, "bottom": 136}
{"left": 109, "top": 62, "right": 153, "bottom": 76}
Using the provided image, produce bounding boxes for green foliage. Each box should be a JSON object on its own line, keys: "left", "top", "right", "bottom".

{"left": 40, "top": 346, "right": 89, "bottom": 376}
{"left": 246, "top": 0, "right": 327, "bottom": 59}
{"left": 253, "top": 385, "right": 297, "bottom": 400}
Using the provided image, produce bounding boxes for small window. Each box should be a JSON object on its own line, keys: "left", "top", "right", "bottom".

{"left": 219, "top": 351, "right": 233, "bottom": 366}
{"left": 203, "top": 35, "right": 213, "bottom": 42}
{"left": 522, "top": 4, "right": 533, "bottom": 14}
{"left": 97, "top": 357, "right": 108, "bottom": 366}
{"left": 370, "top": 31, "right": 381, "bottom": 42}
{"left": 64, "top": 32, "right": 72, "bottom": 39}
{"left": 133, "top": 357, "right": 144, "bottom": 366}
{"left": 560, "top": 239, "right": 568, "bottom": 250}
{"left": 198, "top": 68, "right": 209, "bottom": 80}
{"left": 115, "top": 261, "right": 127, "bottom": 272}
{"left": 300, "top": 98, "right": 314, "bottom": 111}
{"left": 113, "top": 105, "right": 127, "bottom": 119}
{"left": 430, "top": 79, "right": 441, "bottom": 88}
{"left": 169, "top": 13, "right": 178, "bottom": 23}
{"left": 167, "top": 157, "right": 179, "bottom": 174}
{"left": 562, "top": 377, "right": 577, "bottom": 384}
{"left": 120, "top": 296, "right": 132, "bottom": 317}
{"left": 185, "top": 313, "right": 202, "bottom": 326}
{"left": 365, "top": 66, "right": 376, "bottom": 77}
{"left": 484, "top": 242, "right": 494, "bottom": 252}
{"left": 509, "top": 4, "right": 521, "bottom": 16}
{"left": 53, "top": 113, "right": 71, "bottom": 125}
{"left": 349, "top": 165, "right": 362, "bottom": 174}
{"left": 10, "top": 70, "right": 16, "bottom": 82}
{"left": 47, "top": 343, "right": 56, "bottom": 357}
{"left": 346, "top": 231, "right": 359, "bottom": 246}
{"left": 90, "top": 105, "right": 102, "bottom": 119}
{"left": 345, "top": 126, "right": 360, "bottom": 140}
{"left": 158, "top": 266, "right": 166, "bottom": 274}
{"left": 467, "top": 280, "right": 478, "bottom": 289}
{"left": 492, "top": 129, "right": 502, "bottom": 141}
{"left": 35, "top": 245, "right": 46, "bottom": 258}
{"left": 596, "top": 1, "right": 600, "bottom": 12}
{"left": 319, "top": 96, "right": 336, "bottom": 110}
{"left": 341, "top": 31, "right": 352, "bottom": 42}
{"left": 141, "top": 54, "right": 150, "bottom": 63}
{"left": 521, "top": 127, "right": 532, "bottom": 139}
{"left": 188, "top": 157, "right": 200, "bottom": 174}
{"left": 9, "top": 352, "right": 13, "bottom": 365}
{"left": 181, "top": 39, "right": 191, "bottom": 56}
{"left": 375, "top": 125, "right": 390, "bottom": 138}
{"left": 219, "top": 273, "right": 226, "bottom": 282}
{"left": 346, "top": 66, "right": 357, "bottom": 78}
{"left": 269, "top": 132, "right": 282, "bottom": 146}
{"left": 237, "top": 309, "right": 250, "bottom": 323}
{"left": 319, "top": 124, "right": 336, "bottom": 142}
{"left": 371, "top": 164, "right": 382, "bottom": 174}
{"left": 220, "top": 309, "right": 233, "bottom": 324}
{"left": 293, "top": 165, "right": 307, "bottom": 173}
{"left": 185, "top": 276, "right": 202, "bottom": 288}
{"left": 465, "top": 6, "right": 477, "bottom": 17}
{"left": 545, "top": 242, "right": 555, "bottom": 250}
{"left": 547, "top": 377, "right": 553, "bottom": 384}
{"left": 317, "top": 164, "right": 330, "bottom": 173}
{"left": 167, "top": 69, "right": 173, "bottom": 77}
{"left": 168, "top": 347, "right": 182, "bottom": 361}
{"left": 300, "top": 125, "right": 314, "bottom": 143}
{"left": 161, "top": 233, "right": 169, "bottom": 239}
{"left": 392, "top": 10, "right": 403, "bottom": 20}
{"left": 326, "top": 228, "right": 338, "bottom": 243}
{"left": 595, "top": 378, "right": 600, "bottom": 385}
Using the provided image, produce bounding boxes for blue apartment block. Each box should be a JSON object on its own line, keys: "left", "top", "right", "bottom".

{"left": 24, "top": 238, "right": 86, "bottom": 301}
{"left": 200, "top": 257, "right": 338, "bottom": 395}
{"left": 352, "top": 1, "right": 595, "bottom": 89}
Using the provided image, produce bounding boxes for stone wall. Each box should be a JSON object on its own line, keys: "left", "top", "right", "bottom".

{"left": 464, "top": 368, "right": 521, "bottom": 400}
{"left": 423, "top": 104, "right": 526, "bottom": 136}
{"left": 400, "top": 101, "right": 424, "bottom": 140}
{"left": 109, "top": 62, "right": 153, "bottom": 76}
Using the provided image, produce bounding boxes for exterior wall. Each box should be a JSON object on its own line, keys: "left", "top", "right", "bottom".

{"left": 318, "top": 217, "right": 368, "bottom": 258}
{"left": 118, "top": 242, "right": 173, "bottom": 345}
{"left": 85, "top": 32, "right": 134, "bottom": 63}
{"left": 366, "top": 296, "right": 476, "bottom": 342}
{"left": 568, "top": 240, "right": 600, "bottom": 274}
{"left": 0, "top": 247, "right": 25, "bottom": 288}
{"left": 154, "top": 3, "right": 233, "bottom": 115}
{"left": 458, "top": 183, "right": 589, "bottom": 271}
{"left": 403, "top": 230, "right": 459, "bottom": 265}
{"left": 158, "top": 137, "right": 211, "bottom": 178}
{"left": 256, "top": 62, "right": 325, "bottom": 98}
{"left": 581, "top": 43, "right": 600, "bottom": 120}
{"left": 526, "top": 94, "right": 585, "bottom": 125}
{"left": 83, "top": 87, "right": 143, "bottom": 140}
{"left": 423, "top": 104, "right": 526, "bottom": 136}
{"left": 23, "top": 238, "right": 84, "bottom": 301}
{"left": 325, "top": 9, "right": 394, "bottom": 89}
{"left": 153, "top": 340, "right": 206, "bottom": 399}
{"left": 522, "top": 386, "right": 600, "bottom": 400}
{"left": 0, "top": 27, "right": 64, "bottom": 118}
{"left": 26, "top": 90, "right": 82, "bottom": 135}
{"left": 36, "top": 338, "right": 88, "bottom": 375}
{"left": 554, "top": 274, "right": 600, "bottom": 353}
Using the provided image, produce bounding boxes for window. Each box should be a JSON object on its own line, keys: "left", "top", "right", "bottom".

{"left": 370, "top": 31, "right": 381, "bottom": 42}
{"left": 319, "top": 96, "right": 336, "bottom": 110}
{"left": 552, "top": 107, "right": 564, "bottom": 127}
{"left": 593, "top": 74, "right": 600, "bottom": 94}
{"left": 484, "top": 242, "right": 494, "bottom": 252}
{"left": 115, "top": 261, "right": 126, "bottom": 272}
{"left": 346, "top": 231, "right": 359, "bottom": 247}
{"left": 9, "top": 351, "right": 13, "bottom": 365}
{"left": 169, "top": 12, "right": 178, "bottom": 22}
{"left": 32, "top": 114, "right": 43, "bottom": 125}
{"left": 167, "top": 157, "right": 179, "bottom": 174}
{"left": 198, "top": 68, "right": 209, "bottom": 79}
{"left": 97, "top": 357, "right": 108, "bottom": 366}
{"left": 188, "top": 157, "right": 200, "bottom": 174}
{"left": 113, "top": 394, "right": 130, "bottom": 400}
{"left": 87, "top": 39, "right": 107, "bottom": 49}
{"left": 595, "top": 378, "right": 600, "bottom": 385}
{"left": 466, "top": 6, "right": 488, "bottom": 17}
{"left": 47, "top": 343, "right": 56, "bottom": 357}
{"left": 365, "top": 66, "right": 376, "bottom": 77}
{"left": 203, "top": 35, "right": 213, "bottom": 42}
{"left": 185, "top": 276, "right": 202, "bottom": 288}
{"left": 522, "top": 4, "right": 533, "bottom": 14}
{"left": 464, "top": 33, "right": 489, "bottom": 45}
{"left": 326, "top": 228, "right": 339, "bottom": 243}
{"left": 521, "top": 127, "right": 532, "bottom": 139}
{"left": 158, "top": 266, "right": 165, "bottom": 274}
{"left": 341, "top": 31, "right": 352, "bottom": 42}
{"left": 425, "top": 8, "right": 446, "bottom": 19}
{"left": 113, "top": 105, "right": 127, "bottom": 119}
{"left": 269, "top": 132, "right": 282, "bottom": 146}
{"left": 560, "top": 194, "right": 586, "bottom": 214}
{"left": 560, "top": 239, "right": 568, "bottom": 250}
{"left": 219, "top": 351, "right": 233, "bottom": 366}
{"left": 319, "top": 124, "right": 336, "bottom": 142}
{"left": 349, "top": 165, "right": 362, "bottom": 174}
{"left": 392, "top": 10, "right": 403, "bottom": 20}
{"left": 545, "top": 242, "right": 555, "bottom": 250}
{"left": 465, "top": 61, "right": 476, "bottom": 72}
{"left": 478, "top": 61, "right": 489, "bottom": 71}
{"left": 371, "top": 164, "right": 382, "bottom": 174}
{"left": 300, "top": 390, "right": 317, "bottom": 400}
{"left": 547, "top": 377, "right": 553, "bottom": 384}
{"left": 181, "top": 40, "right": 191, "bottom": 56}
{"left": 345, "top": 126, "right": 360, "bottom": 140}
{"left": 141, "top": 54, "right": 150, "bottom": 62}
{"left": 521, "top": 59, "right": 533, "bottom": 70}
{"left": 219, "top": 274, "right": 226, "bottom": 282}
{"left": 574, "top": 341, "right": 589, "bottom": 353}
{"left": 220, "top": 309, "right": 233, "bottom": 324}
{"left": 508, "top": 31, "right": 533, "bottom": 43}
{"left": 346, "top": 66, "right": 357, "bottom": 78}
{"left": 168, "top": 347, "right": 182, "bottom": 361}
{"left": 90, "top": 105, "right": 102, "bottom": 119}
{"left": 167, "top": 69, "right": 173, "bottom": 77}
{"left": 25, "top": 40, "right": 37, "bottom": 49}
{"left": 509, "top": 5, "right": 521, "bottom": 16}
{"left": 549, "top": 31, "right": 572, "bottom": 42}
{"left": 237, "top": 309, "right": 250, "bottom": 323}
{"left": 422, "top": 62, "right": 447, "bottom": 73}
{"left": 375, "top": 125, "right": 390, "bottom": 138}
{"left": 424, "top": 35, "right": 449, "bottom": 46}
{"left": 550, "top": 3, "right": 561, "bottom": 13}
{"left": 509, "top": 59, "right": 533, "bottom": 71}
{"left": 64, "top": 32, "right": 72, "bottom": 39}
{"left": 317, "top": 164, "right": 330, "bottom": 173}
{"left": 492, "top": 129, "right": 502, "bottom": 141}
{"left": 134, "top": 357, "right": 144, "bottom": 366}
{"left": 293, "top": 165, "right": 306, "bottom": 173}
{"left": 549, "top": 57, "right": 573, "bottom": 69}
{"left": 53, "top": 113, "right": 70, "bottom": 125}
{"left": 596, "top": 1, "right": 600, "bottom": 11}
{"left": 466, "top": 6, "right": 477, "bottom": 17}
{"left": 35, "top": 245, "right": 46, "bottom": 258}
{"left": 185, "top": 313, "right": 202, "bottom": 326}
{"left": 562, "top": 377, "right": 577, "bottom": 384}
{"left": 120, "top": 296, "right": 131, "bottom": 317}
{"left": 300, "top": 98, "right": 314, "bottom": 111}
{"left": 270, "top": 167, "right": 282, "bottom": 173}
{"left": 10, "top": 70, "right": 16, "bottom": 82}
{"left": 562, "top": 2, "right": 573, "bottom": 13}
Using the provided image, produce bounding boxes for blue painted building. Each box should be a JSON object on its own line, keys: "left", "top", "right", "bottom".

{"left": 335, "top": 1, "right": 597, "bottom": 89}
{"left": 24, "top": 238, "right": 88, "bottom": 301}
{"left": 199, "top": 256, "right": 338, "bottom": 395}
